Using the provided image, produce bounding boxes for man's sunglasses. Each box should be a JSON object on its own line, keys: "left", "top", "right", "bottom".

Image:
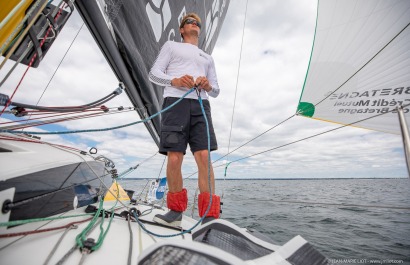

{"left": 182, "top": 18, "right": 201, "bottom": 29}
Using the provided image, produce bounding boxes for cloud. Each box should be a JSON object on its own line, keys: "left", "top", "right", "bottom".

{"left": 1, "top": 0, "right": 407, "bottom": 180}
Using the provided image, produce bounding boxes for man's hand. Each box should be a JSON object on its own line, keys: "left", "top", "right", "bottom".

{"left": 195, "top": 76, "right": 211, "bottom": 92}
{"left": 171, "top": 75, "right": 195, "bottom": 88}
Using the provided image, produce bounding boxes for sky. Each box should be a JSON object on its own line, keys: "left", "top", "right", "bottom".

{"left": 0, "top": 0, "right": 408, "bottom": 180}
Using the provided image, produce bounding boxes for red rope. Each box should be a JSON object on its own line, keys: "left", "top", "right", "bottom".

{"left": 0, "top": 217, "right": 92, "bottom": 238}
{"left": 0, "top": 109, "right": 103, "bottom": 125}
{"left": 0, "top": 135, "right": 84, "bottom": 152}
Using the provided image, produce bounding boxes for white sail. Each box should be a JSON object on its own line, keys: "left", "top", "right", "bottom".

{"left": 297, "top": 0, "right": 410, "bottom": 134}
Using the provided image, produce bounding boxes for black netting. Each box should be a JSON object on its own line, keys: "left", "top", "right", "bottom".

{"left": 194, "top": 228, "right": 273, "bottom": 260}
{"left": 139, "top": 245, "right": 231, "bottom": 265}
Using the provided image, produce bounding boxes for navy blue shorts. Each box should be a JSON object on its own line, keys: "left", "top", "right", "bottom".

{"left": 159, "top": 97, "right": 218, "bottom": 155}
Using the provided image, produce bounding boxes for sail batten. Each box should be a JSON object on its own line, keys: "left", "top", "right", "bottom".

{"left": 298, "top": 0, "right": 410, "bottom": 134}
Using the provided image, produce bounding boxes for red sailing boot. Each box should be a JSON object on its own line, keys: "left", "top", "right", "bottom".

{"left": 198, "top": 192, "right": 220, "bottom": 224}
{"left": 153, "top": 188, "right": 187, "bottom": 227}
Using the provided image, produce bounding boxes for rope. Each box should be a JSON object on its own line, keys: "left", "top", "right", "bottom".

{"left": 131, "top": 88, "right": 214, "bottom": 238}
{"left": 306, "top": 21, "right": 410, "bottom": 113}
{"left": 127, "top": 215, "right": 133, "bottom": 265}
{"left": 3, "top": 173, "right": 102, "bottom": 210}
{"left": 0, "top": 218, "right": 90, "bottom": 239}
{"left": 185, "top": 19, "right": 410, "bottom": 178}
{"left": 183, "top": 114, "right": 296, "bottom": 179}
{"left": 75, "top": 198, "right": 104, "bottom": 249}
{"left": 0, "top": 0, "right": 46, "bottom": 56}
{"left": 0, "top": 214, "right": 92, "bottom": 228}
{"left": 0, "top": 42, "right": 32, "bottom": 87}
{"left": 200, "top": 9, "right": 410, "bottom": 179}
{"left": 1, "top": 108, "right": 136, "bottom": 131}
{"left": 222, "top": 103, "right": 410, "bottom": 166}
{"left": 0, "top": 1, "right": 64, "bottom": 115}
{"left": 55, "top": 219, "right": 103, "bottom": 265}
{"left": 156, "top": 156, "right": 166, "bottom": 180}
{"left": 7, "top": 86, "right": 122, "bottom": 112}
{"left": 31, "top": 23, "right": 85, "bottom": 118}
{"left": 227, "top": 0, "right": 248, "bottom": 156}
{"left": 1, "top": 88, "right": 196, "bottom": 134}
{"left": 118, "top": 152, "right": 158, "bottom": 179}
{"left": 43, "top": 224, "right": 78, "bottom": 265}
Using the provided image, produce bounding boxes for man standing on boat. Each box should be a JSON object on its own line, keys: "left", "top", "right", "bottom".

{"left": 149, "top": 13, "right": 221, "bottom": 227}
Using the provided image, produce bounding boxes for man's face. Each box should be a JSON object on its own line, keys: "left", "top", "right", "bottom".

{"left": 180, "top": 17, "right": 201, "bottom": 38}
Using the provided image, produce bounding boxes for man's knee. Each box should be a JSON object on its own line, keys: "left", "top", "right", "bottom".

{"left": 194, "top": 150, "right": 209, "bottom": 164}
{"left": 168, "top": 152, "right": 184, "bottom": 165}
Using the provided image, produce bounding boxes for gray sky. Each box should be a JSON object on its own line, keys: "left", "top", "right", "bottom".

{"left": 0, "top": 0, "right": 407, "bottom": 180}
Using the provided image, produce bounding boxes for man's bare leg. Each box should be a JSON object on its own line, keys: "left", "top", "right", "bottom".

{"left": 166, "top": 151, "right": 184, "bottom": 192}
{"left": 153, "top": 151, "right": 185, "bottom": 227}
{"left": 194, "top": 150, "right": 215, "bottom": 194}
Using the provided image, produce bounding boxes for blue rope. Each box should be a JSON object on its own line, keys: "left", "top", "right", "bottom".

{"left": 197, "top": 94, "right": 213, "bottom": 221}
{"left": 1, "top": 88, "right": 195, "bottom": 135}
{"left": 132, "top": 88, "right": 213, "bottom": 238}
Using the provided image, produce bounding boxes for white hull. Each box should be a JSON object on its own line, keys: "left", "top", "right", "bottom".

{"left": 0, "top": 133, "right": 328, "bottom": 264}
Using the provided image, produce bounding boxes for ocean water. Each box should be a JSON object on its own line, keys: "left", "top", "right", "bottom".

{"left": 121, "top": 178, "right": 410, "bottom": 264}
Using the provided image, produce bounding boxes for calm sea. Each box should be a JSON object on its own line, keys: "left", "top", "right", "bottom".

{"left": 121, "top": 178, "right": 410, "bottom": 264}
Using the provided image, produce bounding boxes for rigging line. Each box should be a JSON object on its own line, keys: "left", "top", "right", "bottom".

{"left": 187, "top": 25, "right": 410, "bottom": 176}
{"left": 311, "top": 21, "right": 410, "bottom": 110}
{"left": 1, "top": 106, "right": 134, "bottom": 121}
{"left": 43, "top": 224, "right": 78, "bottom": 265}
{"left": 127, "top": 215, "right": 133, "bottom": 265}
{"left": 131, "top": 90, "right": 214, "bottom": 238}
{"left": 156, "top": 156, "right": 166, "bottom": 180}
{"left": 118, "top": 152, "right": 158, "bottom": 179}
{"left": 0, "top": 135, "right": 86, "bottom": 154}
{"left": 55, "top": 218, "right": 103, "bottom": 265}
{"left": 1, "top": 108, "right": 135, "bottom": 131}
{"left": 0, "top": 42, "right": 33, "bottom": 87}
{"left": 215, "top": 114, "right": 297, "bottom": 164}
{"left": 3, "top": 175, "right": 103, "bottom": 210}
{"left": 0, "top": 2, "right": 65, "bottom": 116}
{"left": 184, "top": 20, "right": 410, "bottom": 177}
{"left": 10, "top": 91, "right": 119, "bottom": 112}
{"left": 32, "top": 109, "right": 132, "bottom": 128}
{"left": 0, "top": 0, "right": 49, "bottom": 64}
{"left": 0, "top": 219, "right": 86, "bottom": 239}
{"left": 227, "top": 0, "right": 249, "bottom": 156}
{"left": 1, "top": 88, "right": 196, "bottom": 135}
{"left": 26, "top": 23, "right": 85, "bottom": 124}
{"left": 183, "top": 113, "right": 297, "bottom": 179}
{"left": 0, "top": 108, "right": 104, "bottom": 125}
{"left": 53, "top": 143, "right": 131, "bottom": 210}
{"left": 215, "top": 102, "right": 410, "bottom": 167}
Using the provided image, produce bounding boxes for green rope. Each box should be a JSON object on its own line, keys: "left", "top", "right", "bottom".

{"left": 0, "top": 213, "right": 92, "bottom": 227}
{"left": 75, "top": 198, "right": 104, "bottom": 249}
{"left": 223, "top": 162, "right": 232, "bottom": 178}
{"left": 75, "top": 182, "right": 120, "bottom": 251}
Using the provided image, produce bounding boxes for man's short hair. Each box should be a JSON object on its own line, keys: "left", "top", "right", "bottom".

{"left": 180, "top": 13, "right": 201, "bottom": 29}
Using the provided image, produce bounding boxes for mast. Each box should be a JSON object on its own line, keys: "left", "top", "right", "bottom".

{"left": 397, "top": 105, "right": 410, "bottom": 177}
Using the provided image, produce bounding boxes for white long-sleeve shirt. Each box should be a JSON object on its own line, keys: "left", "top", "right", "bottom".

{"left": 149, "top": 41, "right": 220, "bottom": 100}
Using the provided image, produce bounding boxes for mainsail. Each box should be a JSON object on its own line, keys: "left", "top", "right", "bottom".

{"left": 297, "top": 0, "right": 410, "bottom": 134}
{"left": 75, "top": 0, "right": 230, "bottom": 146}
